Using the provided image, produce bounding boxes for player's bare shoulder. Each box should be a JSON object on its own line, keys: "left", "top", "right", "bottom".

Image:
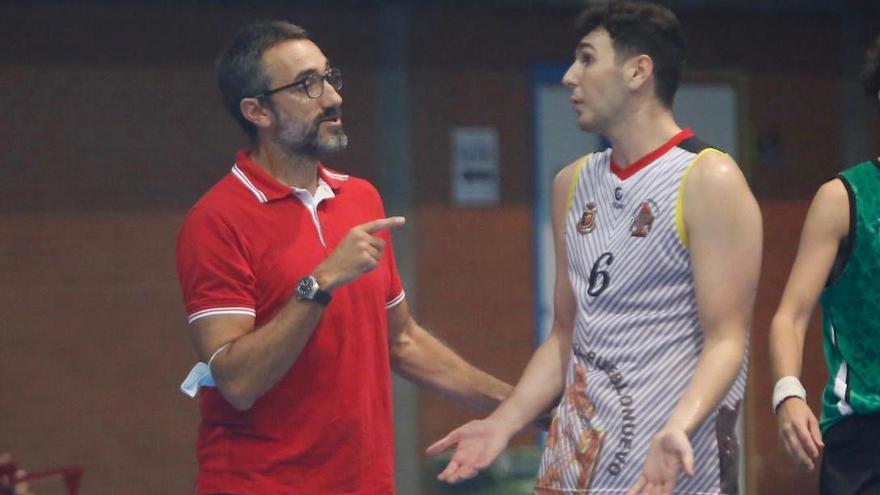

{"left": 683, "top": 150, "right": 757, "bottom": 214}
{"left": 686, "top": 150, "right": 749, "bottom": 196}
{"left": 805, "top": 177, "right": 850, "bottom": 240}
{"left": 682, "top": 149, "right": 761, "bottom": 243}
{"left": 552, "top": 155, "right": 588, "bottom": 197}
{"left": 813, "top": 177, "right": 849, "bottom": 211}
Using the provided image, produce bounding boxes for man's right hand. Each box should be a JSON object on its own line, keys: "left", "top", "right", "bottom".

{"left": 426, "top": 418, "right": 514, "bottom": 484}
{"left": 313, "top": 216, "right": 405, "bottom": 291}
{"left": 776, "top": 397, "right": 824, "bottom": 470}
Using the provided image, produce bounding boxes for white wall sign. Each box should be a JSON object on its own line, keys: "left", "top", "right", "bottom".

{"left": 451, "top": 127, "right": 500, "bottom": 206}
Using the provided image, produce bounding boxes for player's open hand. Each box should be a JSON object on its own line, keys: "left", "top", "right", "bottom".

{"left": 315, "top": 216, "right": 405, "bottom": 290}
{"left": 426, "top": 418, "right": 512, "bottom": 484}
{"left": 776, "top": 397, "right": 823, "bottom": 471}
{"left": 626, "top": 428, "right": 694, "bottom": 495}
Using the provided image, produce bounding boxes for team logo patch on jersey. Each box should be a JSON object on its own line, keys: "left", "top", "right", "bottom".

{"left": 630, "top": 201, "right": 657, "bottom": 237}
{"left": 578, "top": 202, "right": 598, "bottom": 235}
{"left": 612, "top": 187, "right": 625, "bottom": 209}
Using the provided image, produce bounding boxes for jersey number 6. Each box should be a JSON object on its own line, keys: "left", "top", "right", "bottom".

{"left": 587, "top": 252, "right": 614, "bottom": 297}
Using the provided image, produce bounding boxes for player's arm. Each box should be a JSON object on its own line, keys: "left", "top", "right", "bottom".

{"left": 425, "top": 160, "right": 580, "bottom": 483}
{"left": 387, "top": 301, "right": 512, "bottom": 411}
{"left": 486, "top": 159, "right": 580, "bottom": 437}
{"left": 667, "top": 150, "right": 761, "bottom": 436}
{"left": 630, "top": 151, "right": 761, "bottom": 494}
{"left": 187, "top": 216, "right": 405, "bottom": 411}
{"left": 769, "top": 179, "right": 848, "bottom": 469}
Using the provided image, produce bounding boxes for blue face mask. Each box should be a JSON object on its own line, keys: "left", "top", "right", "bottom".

{"left": 179, "top": 343, "right": 229, "bottom": 398}
{"left": 180, "top": 362, "right": 216, "bottom": 398}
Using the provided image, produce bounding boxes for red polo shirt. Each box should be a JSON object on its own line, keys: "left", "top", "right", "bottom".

{"left": 176, "top": 150, "right": 404, "bottom": 495}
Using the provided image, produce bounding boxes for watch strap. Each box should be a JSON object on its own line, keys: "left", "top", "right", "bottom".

{"left": 312, "top": 288, "right": 332, "bottom": 306}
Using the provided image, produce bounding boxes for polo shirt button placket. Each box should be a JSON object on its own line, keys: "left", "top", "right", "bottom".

{"left": 292, "top": 187, "right": 329, "bottom": 248}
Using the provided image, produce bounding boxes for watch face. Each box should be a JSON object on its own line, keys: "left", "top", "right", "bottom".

{"left": 297, "top": 276, "right": 316, "bottom": 300}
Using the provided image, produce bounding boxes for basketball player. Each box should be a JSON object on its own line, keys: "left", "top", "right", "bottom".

{"left": 769, "top": 33, "right": 880, "bottom": 494}
{"left": 427, "top": 2, "right": 761, "bottom": 494}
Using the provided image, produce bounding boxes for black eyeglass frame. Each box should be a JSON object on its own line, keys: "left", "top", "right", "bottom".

{"left": 252, "top": 67, "right": 343, "bottom": 100}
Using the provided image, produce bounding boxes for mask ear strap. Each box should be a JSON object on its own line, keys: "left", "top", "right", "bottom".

{"left": 208, "top": 343, "right": 232, "bottom": 369}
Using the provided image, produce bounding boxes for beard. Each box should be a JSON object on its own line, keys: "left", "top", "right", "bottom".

{"left": 273, "top": 106, "right": 348, "bottom": 158}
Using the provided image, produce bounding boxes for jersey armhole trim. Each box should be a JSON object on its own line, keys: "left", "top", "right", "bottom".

{"left": 826, "top": 176, "right": 856, "bottom": 287}
{"left": 565, "top": 155, "right": 591, "bottom": 214}
{"left": 675, "top": 148, "right": 727, "bottom": 247}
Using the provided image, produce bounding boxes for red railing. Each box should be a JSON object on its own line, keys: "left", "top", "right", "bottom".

{"left": 0, "top": 461, "right": 83, "bottom": 495}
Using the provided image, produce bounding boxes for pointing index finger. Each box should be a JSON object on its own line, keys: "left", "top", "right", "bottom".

{"left": 426, "top": 434, "right": 455, "bottom": 456}
{"left": 361, "top": 216, "right": 406, "bottom": 234}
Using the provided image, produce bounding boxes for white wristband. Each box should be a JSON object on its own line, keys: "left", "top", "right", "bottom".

{"left": 772, "top": 376, "right": 806, "bottom": 414}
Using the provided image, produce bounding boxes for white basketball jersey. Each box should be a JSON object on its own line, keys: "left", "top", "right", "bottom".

{"left": 535, "top": 130, "right": 747, "bottom": 494}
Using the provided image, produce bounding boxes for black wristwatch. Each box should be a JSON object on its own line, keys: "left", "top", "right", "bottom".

{"left": 296, "top": 275, "right": 332, "bottom": 307}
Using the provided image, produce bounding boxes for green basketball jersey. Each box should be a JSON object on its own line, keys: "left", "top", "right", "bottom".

{"left": 819, "top": 159, "right": 880, "bottom": 433}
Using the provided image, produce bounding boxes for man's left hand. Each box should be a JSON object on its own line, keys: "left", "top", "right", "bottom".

{"left": 626, "top": 428, "right": 694, "bottom": 495}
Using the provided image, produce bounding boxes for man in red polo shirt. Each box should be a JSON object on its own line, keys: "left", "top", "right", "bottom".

{"left": 175, "top": 20, "right": 512, "bottom": 495}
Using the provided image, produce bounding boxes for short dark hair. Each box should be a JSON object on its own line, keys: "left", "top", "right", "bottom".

{"left": 861, "top": 34, "right": 880, "bottom": 99}
{"left": 575, "top": 0, "right": 685, "bottom": 107}
{"left": 216, "top": 20, "right": 311, "bottom": 139}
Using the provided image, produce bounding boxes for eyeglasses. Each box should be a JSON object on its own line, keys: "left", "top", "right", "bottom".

{"left": 254, "top": 67, "right": 343, "bottom": 100}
